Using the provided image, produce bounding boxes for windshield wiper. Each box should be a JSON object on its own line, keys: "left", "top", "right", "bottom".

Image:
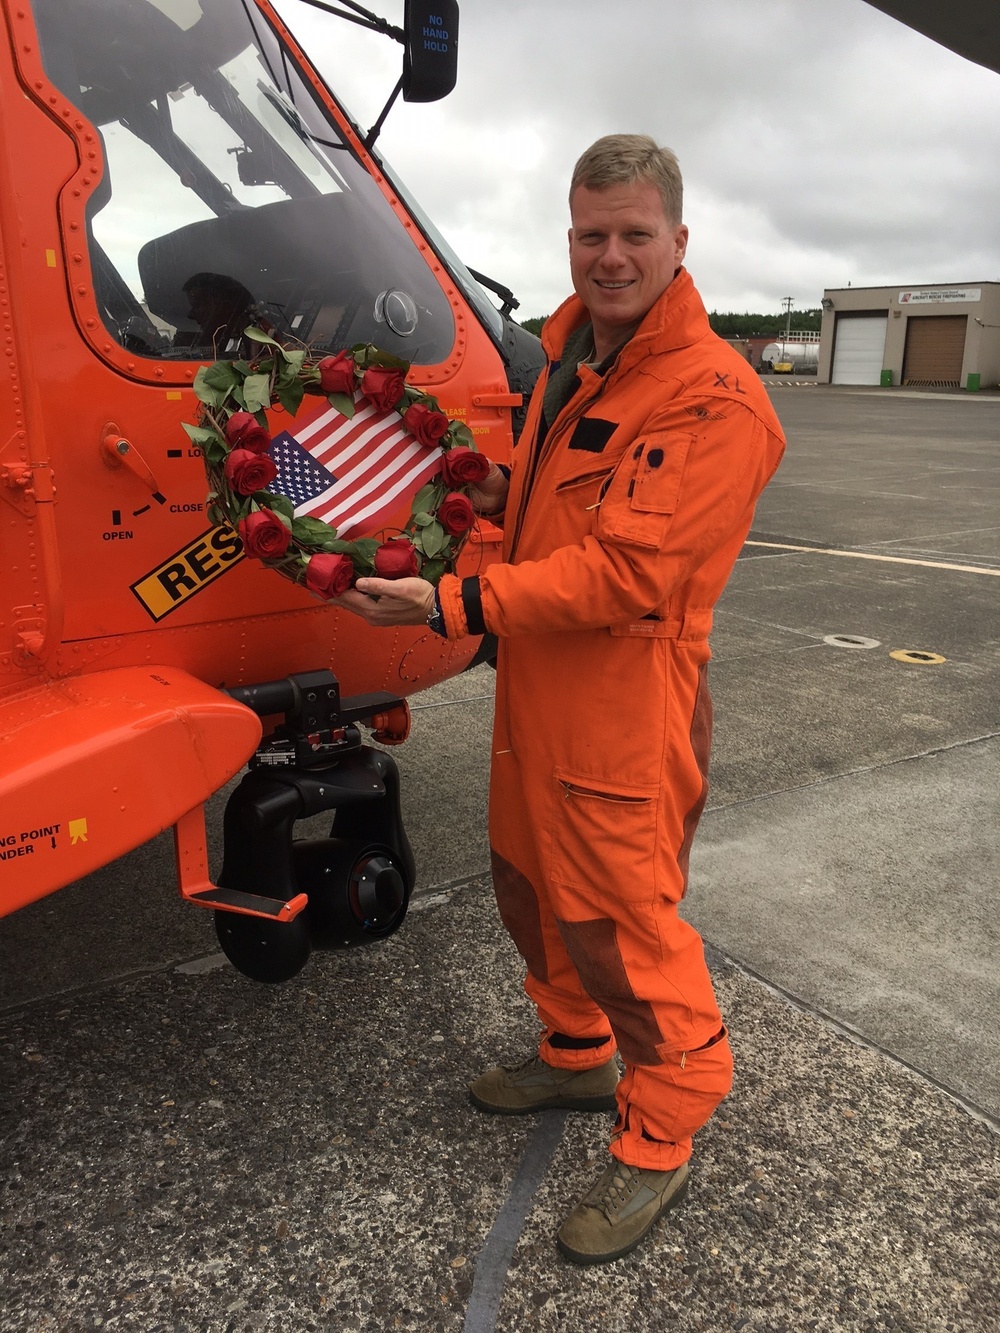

{"left": 467, "top": 268, "right": 520, "bottom": 319}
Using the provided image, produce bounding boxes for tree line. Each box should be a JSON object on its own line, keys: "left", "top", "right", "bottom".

{"left": 518, "top": 309, "right": 822, "bottom": 338}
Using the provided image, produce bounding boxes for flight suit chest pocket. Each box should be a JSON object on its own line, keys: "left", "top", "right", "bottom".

{"left": 554, "top": 465, "right": 614, "bottom": 506}
{"left": 596, "top": 433, "right": 694, "bottom": 549}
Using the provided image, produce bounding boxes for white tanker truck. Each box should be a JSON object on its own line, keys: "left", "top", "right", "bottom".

{"left": 761, "top": 339, "right": 820, "bottom": 374}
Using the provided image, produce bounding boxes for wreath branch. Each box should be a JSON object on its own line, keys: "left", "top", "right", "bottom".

{"left": 185, "top": 337, "right": 492, "bottom": 601}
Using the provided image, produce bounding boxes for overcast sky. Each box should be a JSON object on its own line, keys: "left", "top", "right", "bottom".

{"left": 274, "top": 0, "right": 1000, "bottom": 323}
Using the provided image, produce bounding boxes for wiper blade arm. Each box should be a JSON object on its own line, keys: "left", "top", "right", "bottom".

{"left": 290, "top": 0, "right": 404, "bottom": 43}
{"left": 468, "top": 268, "right": 520, "bottom": 318}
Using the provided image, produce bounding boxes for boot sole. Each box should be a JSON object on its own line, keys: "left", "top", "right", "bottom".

{"left": 556, "top": 1173, "right": 689, "bottom": 1265}
{"left": 468, "top": 1089, "right": 618, "bottom": 1115}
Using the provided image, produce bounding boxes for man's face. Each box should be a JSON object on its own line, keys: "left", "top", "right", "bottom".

{"left": 186, "top": 286, "right": 216, "bottom": 327}
{"left": 568, "top": 181, "right": 688, "bottom": 346}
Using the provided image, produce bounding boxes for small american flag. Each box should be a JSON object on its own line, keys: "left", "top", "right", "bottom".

{"left": 267, "top": 393, "right": 443, "bottom": 538}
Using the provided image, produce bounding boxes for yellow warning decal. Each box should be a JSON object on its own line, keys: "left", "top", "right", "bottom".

{"left": 131, "top": 524, "right": 244, "bottom": 621}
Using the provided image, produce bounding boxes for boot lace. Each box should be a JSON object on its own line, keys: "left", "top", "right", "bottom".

{"left": 594, "top": 1163, "right": 641, "bottom": 1216}
{"left": 506, "top": 1055, "right": 545, "bottom": 1080}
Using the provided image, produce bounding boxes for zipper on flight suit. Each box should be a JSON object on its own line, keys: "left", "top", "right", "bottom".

{"left": 508, "top": 369, "right": 611, "bottom": 561}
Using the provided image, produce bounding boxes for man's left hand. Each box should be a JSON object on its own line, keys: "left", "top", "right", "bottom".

{"left": 334, "top": 576, "right": 436, "bottom": 627}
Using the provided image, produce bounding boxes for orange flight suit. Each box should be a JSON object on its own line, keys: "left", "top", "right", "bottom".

{"left": 437, "top": 268, "right": 785, "bottom": 1171}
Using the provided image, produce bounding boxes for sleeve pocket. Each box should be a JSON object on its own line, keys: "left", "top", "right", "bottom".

{"left": 596, "top": 433, "right": 694, "bottom": 549}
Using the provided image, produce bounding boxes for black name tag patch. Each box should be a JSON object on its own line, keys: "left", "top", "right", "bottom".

{"left": 568, "top": 417, "right": 618, "bottom": 453}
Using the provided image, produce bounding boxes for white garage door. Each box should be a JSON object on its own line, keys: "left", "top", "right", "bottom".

{"left": 831, "top": 315, "right": 888, "bottom": 385}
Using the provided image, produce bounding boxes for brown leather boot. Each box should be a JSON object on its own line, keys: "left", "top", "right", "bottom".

{"left": 468, "top": 1055, "right": 619, "bottom": 1114}
{"left": 556, "top": 1157, "right": 690, "bottom": 1264}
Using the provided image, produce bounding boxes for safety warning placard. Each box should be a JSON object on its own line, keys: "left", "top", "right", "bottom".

{"left": 131, "top": 524, "right": 244, "bottom": 621}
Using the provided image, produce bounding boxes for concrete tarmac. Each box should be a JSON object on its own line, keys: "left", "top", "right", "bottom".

{"left": 1, "top": 385, "right": 998, "bottom": 1332}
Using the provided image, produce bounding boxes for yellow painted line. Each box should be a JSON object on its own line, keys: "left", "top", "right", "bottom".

{"left": 45, "top": 249, "right": 57, "bottom": 267}
{"left": 745, "top": 541, "right": 1000, "bottom": 577}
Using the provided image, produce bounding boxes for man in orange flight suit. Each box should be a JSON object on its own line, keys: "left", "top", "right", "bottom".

{"left": 337, "top": 134, "right": 785, "bottom": 1264}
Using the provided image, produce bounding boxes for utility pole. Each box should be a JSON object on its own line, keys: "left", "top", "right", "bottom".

{"left": 781, "top": 296, "right": 793, "bottom": 347}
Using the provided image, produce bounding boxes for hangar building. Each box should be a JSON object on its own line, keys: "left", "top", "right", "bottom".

{"left": 817, "top": 282, "right": 1000, "bottom": 389}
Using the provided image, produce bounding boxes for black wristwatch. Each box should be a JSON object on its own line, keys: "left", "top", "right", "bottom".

{"left": 426, "top": 591, "right": 446, "bottom": 638}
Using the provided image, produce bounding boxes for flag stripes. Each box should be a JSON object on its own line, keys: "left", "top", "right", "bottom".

{"left": 267, "top": 393, "right": 443, "bottom": 539}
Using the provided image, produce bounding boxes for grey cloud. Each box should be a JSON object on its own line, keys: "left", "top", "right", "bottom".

{"left": 278, "top": 0, "right": 1000, "bottom": 318}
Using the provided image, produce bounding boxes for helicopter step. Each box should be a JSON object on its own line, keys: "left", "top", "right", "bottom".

{"left": 183, "top": 885, "right": 309, "bottom": 920}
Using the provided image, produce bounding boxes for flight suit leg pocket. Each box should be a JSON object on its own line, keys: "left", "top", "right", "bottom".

{"left": 550, "top": 770, "right": 659, "bottom": 903}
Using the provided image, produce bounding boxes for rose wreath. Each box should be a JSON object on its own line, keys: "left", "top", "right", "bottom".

{"left": 183, "top": 330, "right": 491, "bottom": 600}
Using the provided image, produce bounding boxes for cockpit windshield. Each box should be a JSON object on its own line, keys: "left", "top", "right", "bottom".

{"left": 32, "top": 0, "right": 456, "bottom": 365}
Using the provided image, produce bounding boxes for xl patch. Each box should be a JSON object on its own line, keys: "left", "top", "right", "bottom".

{"left": 568, "top": 417, "right": 618, "bottom": 453}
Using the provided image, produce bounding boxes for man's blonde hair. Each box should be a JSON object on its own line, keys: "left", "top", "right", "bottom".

{"left": 570, "top": 134, "right": 683, "bottom": 226}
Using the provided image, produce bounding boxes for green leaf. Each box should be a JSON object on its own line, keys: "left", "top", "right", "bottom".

{"left": 202, "top": 361, "right": 241, "bottom": 391}
{"left": 412, "top": 481, "right": 442, "bottom": 513}
{"left": 260, "top": 492, "right": 295, "bottom": 521}
{"left": 446, "top": 423, "right": 475, "bottom": 449}
{"left": 292, "top": 515, "right": 337, "bottom": 546}
{"left": 419, "top": 558, "right": 446, "bottom": 584}
{"left": 347, "top": 538, "right": 379, "bottom": 567}
{"left": 280, "top": 349, "right": 307, "bottom": 373}
{"left": 414, "top": 520, "right": 449, "bottom": 559}
{"left": 242, "top": 372, "right": 273, "bottom": 415}
{"left": 412, "top": 510, "right": 434, "bottom": 528}
{"left": 276, "top": 378, "right": 305, "bottom": 416}
{"left": 327, "top": 391, "right": 355, "bottom": 419}
{"left": 201, "top": 438, "right": 228, "bottom": 466}
{"left": 181, "top": 423, "right": 222, "bottom": 447}
{"left": 193, "top": 365, "right": 226, "bottom": 409}
{"left": 244, "top": 326, "right": 281, "bottom": 348}
{"left": 365, "top": 348, "right": 410, "bottom": 373}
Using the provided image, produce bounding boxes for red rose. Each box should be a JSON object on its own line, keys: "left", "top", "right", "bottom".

{"left": 224, "top": 448, "right": 277, "bottom": 496}
{"left": 238, "top": 509, "right": 290, "bottom": 560}
{"left": 437, "top": 491, "right": 475, "bottom": 536}
{"left": 304, "top": 552, "right": 355, "bottom": 599}
{"left": 441, "top": 446, "right": 491, "bottom": 486}
{"left": 318, "top": 352, "right": 356, "bottom": 396}
{"left": 373, "top": 539, "right": 419, "bottom": 580}
{"left": 225, "top": 411, "right": 271, "bottom": 454}
{"left": 403, "top": 401, "right": 450, "bottom": 448}
{"left": 362, "top": 365, "right": 406, "bottom": 413}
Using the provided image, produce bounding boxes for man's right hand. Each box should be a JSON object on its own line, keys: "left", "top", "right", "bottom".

{"left": 467, "top": 461, "right": 509, "bottom": 516}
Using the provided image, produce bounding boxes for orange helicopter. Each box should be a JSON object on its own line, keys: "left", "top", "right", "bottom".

{"left": 0, "top": 0, "right": 543, "bottom": 981}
